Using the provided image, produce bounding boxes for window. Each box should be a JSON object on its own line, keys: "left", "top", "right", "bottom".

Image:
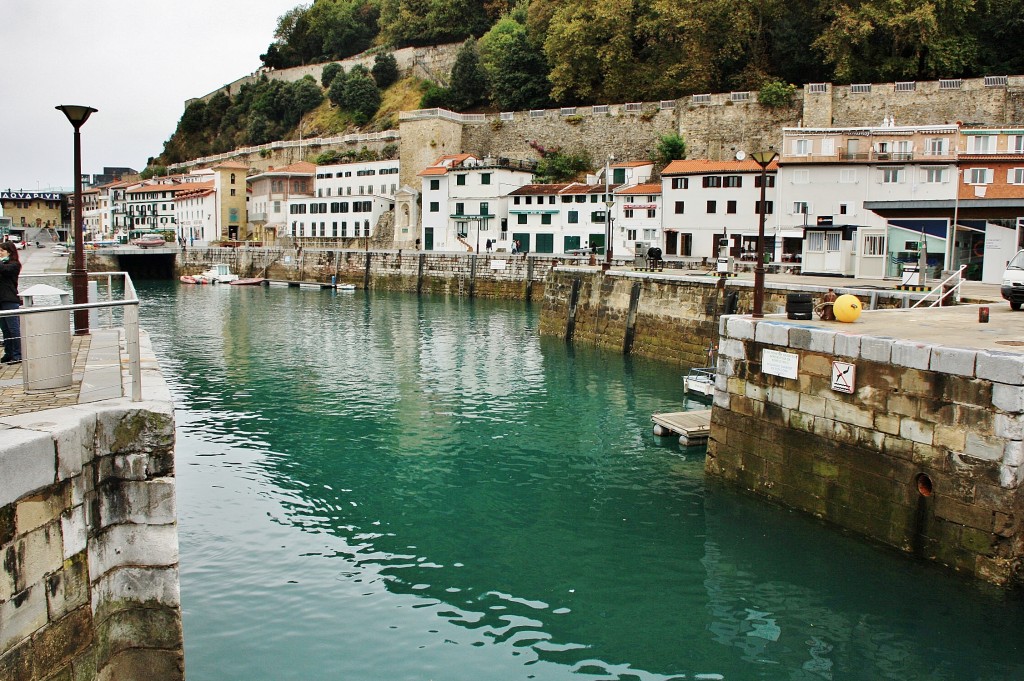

{"left": 821, "top": 138, "right": 836, "bottom": 156}
{"left": 273, "top": 201, "right": 281, "bottom": 213}
{"left": 674, "top": 201, "right": 684, "bottom": 214}
{"left": 864, "top": 234, "right": 885, "bottom": 255}
{"left": 1009, "top": 168, "right": 1024, "bottom": 185}
{"left": 627, "top": 229, "right": 637, "bottom": 241}
{"left": 791, "top": 169, "right": 810, "bottom": 184}
{"left": 647, "top": 209, "right": 656, "bottom": 218}
{"left": 754, "top": 200, "right": 774, "bottom": 214}
{"left": 430, "top": 179, "right": 440, "bottom": 191}
{"left": 724, "top": 175, "right": 742, "bottom": 188}
{"left": 592, "top": 211, "right": 606, "bottom": 222}
{"left": 793, "top": 139, "right": 811, "bottom": 156}
{"left": 624, "top": 209, "right": 634, "bottom": 218}
{"left": 839, "top": 169, "right": 857, "bottom": 184}
{"left": 925, "top": 167, "right": 947, "bottom": 183}
{"left": 707, "top": 200, "right": 717, "bottom": 213}
{"left": 826, "top": 232, "right": 841, "bottom": 252}
{"left": 881, "top": 167, "right": 904, "bottom": 183}
{"left": 726, "top": 201, "right": 737, "bottom": 214}
{"left": 429, "top": 202, "right": 439, "bottom": 213}
{"left": 541, "top": 214, "right": 552, "bottom": 225}
{"left": 926, "top": 138, "right": 948, "bottom": 156}
{"left": 575, "top": 196, "right": 585, "bottom": 203}
{"left": 513, "top": 197, "right": 521, "bottom": 205}
{"left": 702, "top": 176, "right": 722, "bottom": 188}
{"left": 671, "top": 177, "right": 689, "bottom": 189}
{"left": 517, "top": 214, "right": 527, "bottom": 225}
{"left": 568, "top": 211, "right": 578, "bottom": 223}
{"left": 839, "top": 202, "right": 853, "bottom": 216}
{"left": 481, "top": 173, "right": 491, "bottom": 185}
{"left": 230, "top": 173, "right": 236, "bottom": 184}
{"left": 525, "top": 197, "right": 533, "bottom": 205}
{"left": 968, "top": 136, "right": 994, "bottom": 153}
{"left": 479, "top": 202, "right": 489, "bottom": 216}
{"left": 332, "top": 222, "right": 338, "bottom": 237}
{"left": 968, "top": 168, "right": 993, "bottom": 184}
{"left": 807, "top": 232, "right": 825, "bottom": 252}
{"left": 754, "top": 175, "right": 776, "bottom": 188}
{"left": 793, "top": 201, "right": 811, "bottom": 215}
{"left": 1012, "top": 136, "right": 1024, "bottom": 154}
{"left": 455, "top": 202, "right": 465, "bottom": 215}
{"left": 456, "top": 175, "right": 466, "bottom": 185}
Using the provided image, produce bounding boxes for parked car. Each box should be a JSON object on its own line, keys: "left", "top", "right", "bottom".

{"left": 1001, "top": 249, "right": 1024, "bottom": 309}
{"left": 52, "top": 245, "right": 69, "bottom": 256}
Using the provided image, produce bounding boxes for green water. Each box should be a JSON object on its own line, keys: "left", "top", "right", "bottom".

{"left": 138, "top": 282, "right": 1024, "bottom": 681}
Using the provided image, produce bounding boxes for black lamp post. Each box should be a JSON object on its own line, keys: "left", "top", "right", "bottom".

{"left": 56, "top": 104, "right": 97, "bottom": 335}
{"left": 603, "top": 155, "right": 615, "bottom": 271}
{"left": 751, "top": 150, "right": 778, "bottom": 318}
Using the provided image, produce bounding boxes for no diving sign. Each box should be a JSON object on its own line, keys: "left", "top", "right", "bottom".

{"left": 831, "top": 361, "right": 856, "bottom": 394}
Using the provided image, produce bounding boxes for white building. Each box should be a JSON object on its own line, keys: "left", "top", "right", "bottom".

{"left": 779, "top": 123, "right": 959, "bottom": 277}
{"left": 286, "top": 159, "right": 399, "bottom": 243}
{"left": 660, "top": 159, "right": 779, "bottom": 261}
{"left": 418, "top": 154, "right": 537, "bottom": 252}
{"left": 246, "top": 162, "right": 315, "bottom": 244}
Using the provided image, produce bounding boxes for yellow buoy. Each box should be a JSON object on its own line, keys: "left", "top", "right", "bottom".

{"left": 833, "top": 294, "right": 862, "bottom": 323}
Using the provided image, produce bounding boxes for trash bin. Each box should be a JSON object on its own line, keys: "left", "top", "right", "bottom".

{"left": 20, "top": 284, "right": 72, "bottom": 392}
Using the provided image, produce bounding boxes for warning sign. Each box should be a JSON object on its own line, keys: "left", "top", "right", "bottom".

{"left": 831, "top": 361, "right": 856, "bottom": 394}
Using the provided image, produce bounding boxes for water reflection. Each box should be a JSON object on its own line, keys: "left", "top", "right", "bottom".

{"left": 138, "top": 282, "right": 1024, "bottom": 681}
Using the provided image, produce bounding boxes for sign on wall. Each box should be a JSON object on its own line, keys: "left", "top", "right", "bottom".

{"left": 762, "top": 349, "right": 799, "bottom": 379}
{"left": 831, "top": 361, "right": 856, "bottom": 394}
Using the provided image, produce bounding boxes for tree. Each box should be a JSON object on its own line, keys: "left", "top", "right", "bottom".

{"left": 343, "top": 71, "right": 382, "bottom": 124}
{"left": 328, "top": 69, "right": 349, "bottom": 107}
{"left": 178, "top": 100, "right": 207, "bottom": 134}
{"left": 535, "top": 149, "right": 592, "bottom": 183}
{"left": 758, "top": 80, "right": 797, "bottom": 107}
{"left": 479, "top": 12, "right": 551, "bottom": 110}
{"left": 372, "top": 52, "right": 400, "bottom": 89}
{"left": 290, "top": 76, "right": 325, "bottom": 121}
{"left": 449, "top": 39, "right": 488, "bottom": 110}
{"left": 322, "top": 62, "right": 342, "bottom": 88}
{"left": 654, "top": 133, "right": 687, "bottom": 165}
{"left": 419, "top": 82, "right": 454, "bottom": 108}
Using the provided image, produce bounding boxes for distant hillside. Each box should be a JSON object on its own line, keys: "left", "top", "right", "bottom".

{"left": 153, "top": 0, "right": 1024, "bottom": 171}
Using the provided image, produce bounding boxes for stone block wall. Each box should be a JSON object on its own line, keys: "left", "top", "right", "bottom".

{"left": 707, "top": 315, "right": 1024, "bottom": 586}
{"left": 0, "top": 341, "right": 183, "bottom": 680}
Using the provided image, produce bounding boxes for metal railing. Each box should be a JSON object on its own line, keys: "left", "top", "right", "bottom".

{"left": 910, "top": 265, "right": 966, "bottom": 309}
{"left": 0, "top": 272, "right": 141, "bottom": 402}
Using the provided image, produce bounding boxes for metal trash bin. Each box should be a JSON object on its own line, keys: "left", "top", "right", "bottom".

{"left": 20, "top": 284, "right": 73, "bottom": 392}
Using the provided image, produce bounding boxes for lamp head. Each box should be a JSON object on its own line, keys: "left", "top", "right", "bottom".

{"left": 751, "top": 150, "right": 778, "bottom": 167}
{"left": 56, "top": 105, "right": 98, "bottom": 129}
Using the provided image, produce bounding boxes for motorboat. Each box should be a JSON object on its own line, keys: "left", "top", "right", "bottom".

{"left": 200, "top": 264, "right": 239, "bottom": 284}
{"left": 683, "top": 367, "right": 715, "bottom": 398}
{"left": 229, "top": 277, "right": 265, "bottom": 286}
{"left": 131, "top": 236, "right": 167, "bottom": 248}
{"left": 179, "top": 275, "right": 208, "bottom": 285}
{"left": 337, "top": 283, "right": 356, "bottom": 291}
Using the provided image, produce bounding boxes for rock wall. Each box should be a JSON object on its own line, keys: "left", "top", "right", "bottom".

{"left": 0, "top": 337, "right": 183, "bottom": 680}
{"left": 707, "top": 315, "right": 1024, "bottom": 586}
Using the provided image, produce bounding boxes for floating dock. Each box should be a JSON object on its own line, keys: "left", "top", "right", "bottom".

{"left": 652, "top": 409, "right": 712, "bottom": 447}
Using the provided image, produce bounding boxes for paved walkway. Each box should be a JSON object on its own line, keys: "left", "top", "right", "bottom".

{"left": 0, "top": 244, "right": 125, "bottom": 417}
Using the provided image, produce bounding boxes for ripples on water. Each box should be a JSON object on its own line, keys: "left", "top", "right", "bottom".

{"left": 138, "top": 282, "right": 1024, "bottom": 681}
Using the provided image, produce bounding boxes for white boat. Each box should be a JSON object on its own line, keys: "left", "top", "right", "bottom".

{"left": 200, "top": 264, "right": 239, "bottom": 284}
{"left": 683, "top": 366, "right": 716, "bottom": 398}
{"left": 337, "top": 283, "right": 356, "bottom": 291}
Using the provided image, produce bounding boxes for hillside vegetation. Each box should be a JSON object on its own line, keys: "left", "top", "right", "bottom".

{"left": 154, "top": 0, "right": 1024, "bottom": 169}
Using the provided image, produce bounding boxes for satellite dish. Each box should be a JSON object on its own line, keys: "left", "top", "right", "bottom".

{"left": 735, "top": 150, "right": 747, "bottom": 161}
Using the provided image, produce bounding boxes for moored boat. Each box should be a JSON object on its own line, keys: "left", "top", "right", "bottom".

{"left": 132, "top": 236, "right": 168, "bottom": 248}
{"left": 229, "top": 277, "right": 265, "bottom": 286}
{"left": 179, "top": 275, "right": 209, "bottom": 285}
{"left": 200, "top": 264, "right": 239, "bottom": 284}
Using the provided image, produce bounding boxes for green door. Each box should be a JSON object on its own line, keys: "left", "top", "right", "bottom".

{"left": 511, "top": 232, "right": 531, "bottom": 253}
{"left": 424, "top": 228, "right": 434, "bottom": 251}
{"left": 535, "top": 233, "right": 554, "bottom": 254}
{"left": 563, "top": 235, "right": 580, "bottom": 253}
{"left": 589, "top": 233, "right": 605, "bottom": 255}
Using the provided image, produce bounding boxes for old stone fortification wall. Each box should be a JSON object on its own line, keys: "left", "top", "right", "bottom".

{"left": 0, "top": 336, "right": 183, "bottom": 680}
{"left": 538, "top": 269, "right": 918, "bottom": 366}
{"left": 707, "top": 314, "right": 1024, "bottom": 586}
{"left": 190, "top": 44, "right": 461, "bottom": 105}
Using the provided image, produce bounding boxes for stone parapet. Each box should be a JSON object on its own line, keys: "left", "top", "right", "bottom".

{"left": 707, "top": 315, "right": 1024, "bottom": 586}
{"left": 0, "top": 336, "right": 183, "bottom": 680}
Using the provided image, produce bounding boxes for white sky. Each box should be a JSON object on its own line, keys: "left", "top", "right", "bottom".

{"left": 0, "top": 1, "right": 298, "bottom": 195}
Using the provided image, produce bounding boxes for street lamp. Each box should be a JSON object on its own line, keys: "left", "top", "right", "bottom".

{"left": 56, "top": 105, "right": 97, "bottom": 335}
{"left": 751, "top": 149, "right": 778, "bottom": 318}
{"left": 603, "top": 155, "right": 615, "bottom": 271}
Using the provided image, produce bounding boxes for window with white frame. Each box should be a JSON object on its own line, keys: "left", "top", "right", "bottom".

{"left": 826, "top": 232, "right": 841, "bottom": 252}
{"left": 968, "top": 135, "right": 994, "bottom": 153}
{"left": 821, "top": 138, "right": 836, "bottom": 156}
{"left": 793, "top": 201, "right": 811, "bottom": 215}
{"left": 839, "top": 202, "right": 853, "bottom": 215}
{"left": 924, "top": 167, "right": 947, "bottom": 183}
{"left": 793, "top": 139, "right": 811, "bottom": 156}
{"left": 926, "top": 138, "right": 948, "bottom": 156}
{"left": 864, "top": 234, "right": 885, "bottom": 256}
{"left": 791, "top": 169, "right": 810, "bottom": 184}
{"left": 1008, "top": 168, "right": 1024, "bottom": 185}
{"left": 1012, "top": 135, "right": 1024, "bottom": 153}
{"left": 839, "top": 168, "right": 857, "bottom": 183}
{"left": 643, "top": 228, "right": 657, "bottom": 241}
{"left": 881, "top": 167, "right": 904, "bottom": 183}
{"left": 807, "top": 232, "right": 825, "bottom": 252}
{"left": 967, "top": 167, "right": 993, "bottom": 184}
{"left": 671, "top": 177, "right": 689, "bottom": 189}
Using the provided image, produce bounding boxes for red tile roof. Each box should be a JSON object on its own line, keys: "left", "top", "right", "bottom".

{"left": 662, "top": 158, "right": 779, "bottom": 175}
{"left": 617, "top": 183, "right": 661, "bottom": 195}
{"left": 417, "top": 154, "right": 476, "bottom": 176}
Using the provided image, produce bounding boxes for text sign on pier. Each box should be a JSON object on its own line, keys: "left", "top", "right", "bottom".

{"left": 761, "top": 349, "right": 799, "bottom": 379}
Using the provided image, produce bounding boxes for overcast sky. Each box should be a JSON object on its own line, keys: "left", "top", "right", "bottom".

{"left": 0, "top": 1, "right": 298, "bottom": 195}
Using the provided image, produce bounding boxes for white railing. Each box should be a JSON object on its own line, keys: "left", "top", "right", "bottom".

{"left": 910, "top": 265, "right": 966, "bottom": 308}
{"left": 659, "top": 100, "right": 676, "bottom": 109}
{"left": 939, "top": 79, "right": 963, "bottom": 90}
{"left": 729, "top": 91, "right": 751, "bottom": 102}
{"left": 691, "top": 94, "right": 712, "bottom": 104}
{"left": 592, "top": 105, "right": 609, "bottom": 115}
{"left": 895, "top": 81, "right": 917, "bottom": 92}
{"left": 0, "top": 272, "right": 141, "bottom": 402}
{"left": 169, "top": 130, "right": 400, "bottom": 171}
{"left": 624, "top": 102, "right": 642, "bottom": 112}
{"left": 807, "top": 83, "right": 829, "bottom": 94}
{"left": 985, "top": 76, "right": 1008, "bottom": 87}
{"left": 850, "top": 84, "right": 872, "bottom": 93}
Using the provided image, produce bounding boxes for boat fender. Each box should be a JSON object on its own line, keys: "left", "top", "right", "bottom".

{"left": 653, "top": 424, "right": 669, "bottom": 437}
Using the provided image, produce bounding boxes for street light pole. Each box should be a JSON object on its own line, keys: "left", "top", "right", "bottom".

{"left": 751, "top": 150, "right": 778, "bottom": 319}
{"left": 56, "top": 105, "right": 97, "bottom": 335}
{"left": 603, "top": 155, "right": 615, "bottom": 271}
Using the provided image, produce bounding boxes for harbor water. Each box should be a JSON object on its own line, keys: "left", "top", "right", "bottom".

{"left": 138, "top": 282, "right": 1024, "bottom": 681}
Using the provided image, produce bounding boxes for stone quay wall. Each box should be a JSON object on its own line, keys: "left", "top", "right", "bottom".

{"left": 0, "top": 336, "right": 183, "bottom": 680}
{"left": 539, "top": 269, "right": 918, "bottom": 366}
{"left": 707, "top": 315, "right": 1024, "bottom": 586}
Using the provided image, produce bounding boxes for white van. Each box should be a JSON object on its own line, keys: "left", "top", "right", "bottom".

{"left": 1000, "top": 249, "right": 1024, "bottom": 309}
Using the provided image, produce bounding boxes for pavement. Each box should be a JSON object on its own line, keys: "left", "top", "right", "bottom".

{"left": 0, "top": 241, "right": 125, "bottom": 417}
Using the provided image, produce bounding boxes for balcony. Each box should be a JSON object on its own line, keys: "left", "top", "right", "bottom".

{"left": 249, "top": 213, "right": 267, "bottom": 223}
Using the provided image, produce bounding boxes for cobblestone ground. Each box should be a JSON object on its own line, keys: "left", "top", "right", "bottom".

{"left": 0, "top": 335, "right": 90, "bottom": 416}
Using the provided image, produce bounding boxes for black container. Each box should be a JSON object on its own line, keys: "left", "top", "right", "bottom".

{"left": 786, "top": 293, "right": 813, "bottom": 320}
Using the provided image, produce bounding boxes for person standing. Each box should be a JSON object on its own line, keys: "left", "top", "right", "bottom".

{"left": 0, "top": 241, "right": 23, "bottom": 364}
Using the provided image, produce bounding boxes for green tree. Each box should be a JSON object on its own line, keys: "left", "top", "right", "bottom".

{"left": 479, "top": 11, "right": 551, "bottom": 110}
{"left": 378, "top": 0, "right": 492, "bottom": 47}
{"left": 343, "top": 71, "right": 382, "bottom": 124}
{"left": 535, "top": 149, "right": 592, "bottom": 182}
{"left": 449, "top": 39, "right": 488, "bottom": 110}
{"left": 328, "top": 68, "right": 349, "bottom": 107}
{"left": 179, "top": 100, "right": 207, "bottom": 134}
{"left": 654, "top": 133, "right": 687, "bottom": 165}
{"left": 322, "top": 62, "right": 342, "bottom": 88}
{"left": 372, "top": 52, "right": 400, "bottom": 88}
{"left": 758, "top": 80, "right": 797, "bottom": 107}
{"left": 419, "top": 82, "right": 455, "bottom": 108}
{"left": 203, "top": 91, "right": 231, "bottom": 131}
{"left": 289, "top": 76, "right": 325, "bottom": 121}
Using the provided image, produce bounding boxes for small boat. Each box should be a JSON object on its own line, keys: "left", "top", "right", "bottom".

{"left": 132, "top": 236, "right": 167, "bottom": 248}
{"left": 337, "top": 283, "right": 356, "bottom": 291}
{"left": 683, "top": 367, "right": 716, "bottom": 398}
{"left": 179, "top": 275, "right": 208, "bottom": 285}
{"left": 229, "top": 277, "right": 265, "bottom": 286}
{"left": 200, "top": 264, "right": 239, "bottom": 284}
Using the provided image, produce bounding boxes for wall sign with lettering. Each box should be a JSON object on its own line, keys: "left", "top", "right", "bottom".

{"left": 761, "top": 349, "right": 799, "bottom": 379}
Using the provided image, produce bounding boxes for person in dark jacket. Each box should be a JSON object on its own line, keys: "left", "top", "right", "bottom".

{"left": 0, "top": 241, "right": 22, "bottom": 364}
